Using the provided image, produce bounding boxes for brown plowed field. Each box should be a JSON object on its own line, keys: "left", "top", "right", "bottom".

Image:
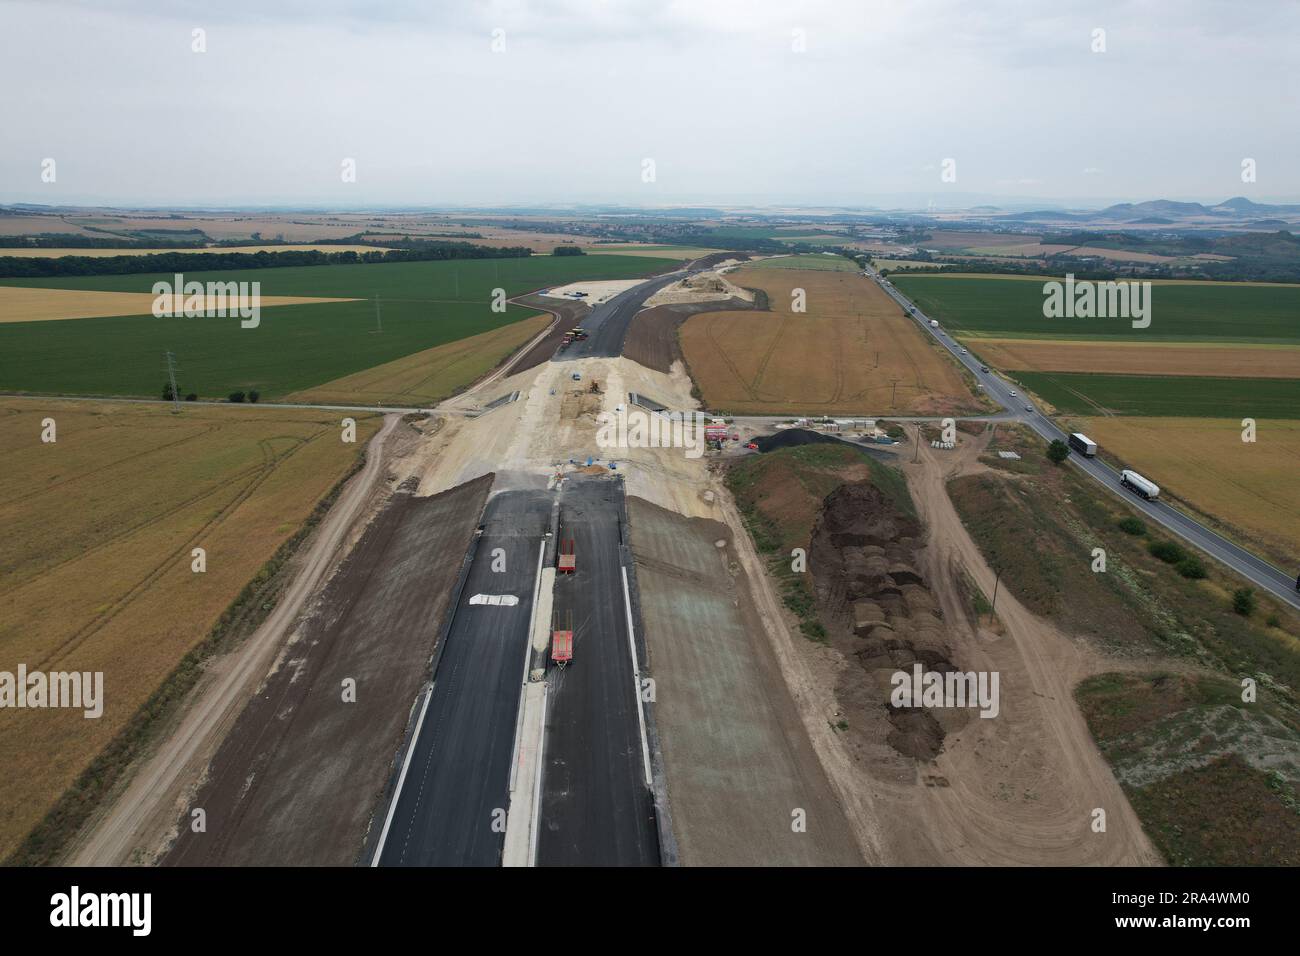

{"left": 973, "top": 338, "right": 1300, "bottom": 378}
{"left": 680, "top": 267, "right": 981, "bottom": 415}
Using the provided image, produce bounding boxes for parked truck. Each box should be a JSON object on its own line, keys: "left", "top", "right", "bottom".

{"left": 1068, "top": 432, "right": 1098, "bottom": 457}
{"left": 1120, "top": 469, "right": 1160, "bottom": 500}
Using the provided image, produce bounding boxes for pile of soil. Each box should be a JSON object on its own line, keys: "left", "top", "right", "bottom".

{"left": 809, "top": 481, "right": 961, "bottom": 760}
{"left": 753, "top": 428, "right": 841, "bottom": 453}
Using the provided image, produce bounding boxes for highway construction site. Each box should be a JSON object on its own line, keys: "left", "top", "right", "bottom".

{"left": 67, "top": 260, "right": 1183, "bottom": 867}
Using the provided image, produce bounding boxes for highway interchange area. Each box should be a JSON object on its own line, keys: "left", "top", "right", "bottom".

{"left": 372, "top": 256, "right": 1297, "bottom": 868}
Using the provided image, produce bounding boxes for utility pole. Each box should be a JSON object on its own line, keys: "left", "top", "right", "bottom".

{"left": 373, "top": 293, "right": 383, "bottom": 333}
{"left": 164, "top": 350, "right": 181, "bottom": 412}
{"left": 889, "top": 378, "right": 900, "bottom": 407}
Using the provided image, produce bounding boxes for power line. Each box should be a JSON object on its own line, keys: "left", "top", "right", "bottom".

{"left": 163, "top": 351, "right": 181, "bottom": 411}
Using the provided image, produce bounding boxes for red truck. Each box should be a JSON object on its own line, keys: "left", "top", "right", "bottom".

{"left": 551, "top": 629, "right": 573, "bottom": 667}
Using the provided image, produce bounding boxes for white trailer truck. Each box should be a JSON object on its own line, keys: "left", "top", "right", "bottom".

{"left": 1068, "top": 432, "right": 1098, "bottom": 457}
{"left": 1120, "top": 469, "right": 1160, "bottom": 500}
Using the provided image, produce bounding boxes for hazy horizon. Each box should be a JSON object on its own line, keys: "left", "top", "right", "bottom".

{"left": 4, "top": 0, "right": 1298, "bottom": 208}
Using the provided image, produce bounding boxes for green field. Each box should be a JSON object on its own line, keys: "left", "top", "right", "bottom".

{"left": 748, "top": 253, "right": 859, "bottom": 272}
{"left": 1012, "top": 370, "right": 1300, "bottom": 417}
{"left": 0, "top": 255, "right": 675, "bottom": 400}
{"left": 893, "top": 275, "right": 1300, "bottom": 343}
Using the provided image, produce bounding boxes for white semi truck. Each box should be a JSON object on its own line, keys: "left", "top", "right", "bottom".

{"left": 1120, "top": 469, "right": 1160, "bottom": 500}
{"left": 1068, "top": 432, "right": 1097, "bottom": 457}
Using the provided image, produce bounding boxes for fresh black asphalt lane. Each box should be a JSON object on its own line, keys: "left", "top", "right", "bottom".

{"left": 376, "top": 488, "right": 550, "bottom": 866}
{"left": 539, "top": 478, "right": 659, "bottom": 866}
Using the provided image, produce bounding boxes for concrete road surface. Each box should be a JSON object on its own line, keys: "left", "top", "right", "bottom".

{"left": 374, "top": 489, "right": 551, "bottom": 866}
{"left": 863, "top": 264, "right": 1300, "bottom": 612}
{"left": 538, "top": 478, "right": 659, "bottom": 866}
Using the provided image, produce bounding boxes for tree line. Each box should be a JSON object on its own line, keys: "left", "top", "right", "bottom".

{"left": 0, "top": 240, "right": 534, "bottom": 279}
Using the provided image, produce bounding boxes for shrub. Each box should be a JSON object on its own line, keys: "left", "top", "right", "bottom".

{"left": 1176, "top": 556, "right": 1207, "bottom": 579}
{"left": 185, "top": 393, "right": 197, "bottom": 402}
{"left": 1148, "top": 540, "right": 1187, "bottom": 564}
{"left": 1232, "top": 587, "right": 1257, "bottom": 617}
{"left": 552, "top": 245, "right": 585, "bottom": 256}
{"left": 162, "top": 382, "right": 178, "bottom": 401}
{"left": 248, "top": 389, "right": 260, "bottom": 403}
{"left": 228, "top": 391, "right": 246, "bottom": 403}
{"left": 1046, "top": 439, "right": 1070, "bottom": 464}
{"left": 1117, "top": 516, "right": 1146, "bottom": 535}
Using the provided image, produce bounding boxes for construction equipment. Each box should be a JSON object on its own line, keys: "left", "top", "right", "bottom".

{"left": 551, "top": 610, "right": 573, "bottom": 667}
{"left": 557, "top": 539, "right": 576, "bottom": 573}
{"left": 588, "top": 380, "right": 601, "bottom": 394}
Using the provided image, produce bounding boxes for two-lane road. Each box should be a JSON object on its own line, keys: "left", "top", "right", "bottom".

{"left": 862, "top": 264, "right": 1300, "bottom": 611}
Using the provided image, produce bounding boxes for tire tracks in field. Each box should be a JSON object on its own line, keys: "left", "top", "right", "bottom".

{"left": 0, "top": 424, "right": 225, "bottom": 509}
{"left": 35, "top": 431, "right": 326, "bottom": 670}
{"left": 703, "top": 318, "right": 762, "bottom": 404}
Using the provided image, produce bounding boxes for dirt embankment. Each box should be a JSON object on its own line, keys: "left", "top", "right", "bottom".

{"left": 809, "top": 483, "right": 963, "bottom": 760}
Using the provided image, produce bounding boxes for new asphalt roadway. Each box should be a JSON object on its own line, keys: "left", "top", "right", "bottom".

{"left": 863, "top": 264, "right": 1300, "bottom": 611}
{"left": 374, "top": 488, "right": 551, "bottom": 866}
{"left": 539, "top": 478, "right": 659, "bottom": 866}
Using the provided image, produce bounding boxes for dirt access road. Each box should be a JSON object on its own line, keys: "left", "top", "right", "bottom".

{"left": 881, "top": 429, "right": 1161, "bottom": 865}
{"left": 68, "top": 414, "right": 401, "bottom": 865}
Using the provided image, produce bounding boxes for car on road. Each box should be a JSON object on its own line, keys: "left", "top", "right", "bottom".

{"left": 1024, "top": 405, "right": 1034, "bottom": 412}
{"left": 960, "top": 348, "right": 968, "bottom": 354}
{"left": 1009, "top": 390, "right": 1018, "bottom": 397}
{"left": 980, "top": 365, "right": 990, "bottom": 372}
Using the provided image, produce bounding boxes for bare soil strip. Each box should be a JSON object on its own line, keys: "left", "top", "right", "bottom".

{"left": 68, "top": 414, "right": 401, "bottom": 865}
{"left": 164, "top": 474, "right": 491, "bottom": 866}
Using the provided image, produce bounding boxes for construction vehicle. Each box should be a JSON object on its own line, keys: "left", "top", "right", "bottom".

{"left": 589, "top": 380, "right": 601, "bottom": 394}
{"left": 557, "top": 539, "right": 576, "bottom": 573}
{"left": 551, "top": 610, "right": 573, "bottom": 667}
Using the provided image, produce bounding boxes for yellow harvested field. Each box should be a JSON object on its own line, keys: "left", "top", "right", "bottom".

{"left": 0, "top": 244, "right": 390, "bottom": 258}
{"left": 1080, "top": 416, "right": 1300, "bottom": 563}
{"left": 0, "top": 399, "right": 380, "bottom": 860}
{"left": 0, "top": 286, "right": 358, "bottom": 323}
{"left": 680, "top": 267, "right": 981, "bottom": 415}
{"left": 972, "top": 338, "right": 1300, "bottom": 378}
{"left": 586, "top": 245, "right": 719, "bottom": 259}
{"left": 287, "top": 314, "right": 551, "bottom": 406}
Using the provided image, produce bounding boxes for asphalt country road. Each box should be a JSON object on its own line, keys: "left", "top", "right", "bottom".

{"left": 374, "top": 489, "right": 551, "bottom": 866}
{"left": 862, "top": 264, "right": 1300, "bottom": 612}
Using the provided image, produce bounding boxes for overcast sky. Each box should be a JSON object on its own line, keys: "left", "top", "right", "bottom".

{"left": 2, "top": 0, "right": 1298, "bottom": 209}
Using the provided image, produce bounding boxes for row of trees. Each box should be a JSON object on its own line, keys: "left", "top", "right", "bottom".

{"left": 163, "top": 383, "right": 259, "bottom": 403}
{"left": 0, "top": 240, "right": 534, "bottom": 279}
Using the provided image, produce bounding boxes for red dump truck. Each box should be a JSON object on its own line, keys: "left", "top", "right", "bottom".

{"left": 557, "top": 539, "right": 575, "bottom": 573}
{"left": 551, "top": 628, "right": 573, "bottom": 667}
